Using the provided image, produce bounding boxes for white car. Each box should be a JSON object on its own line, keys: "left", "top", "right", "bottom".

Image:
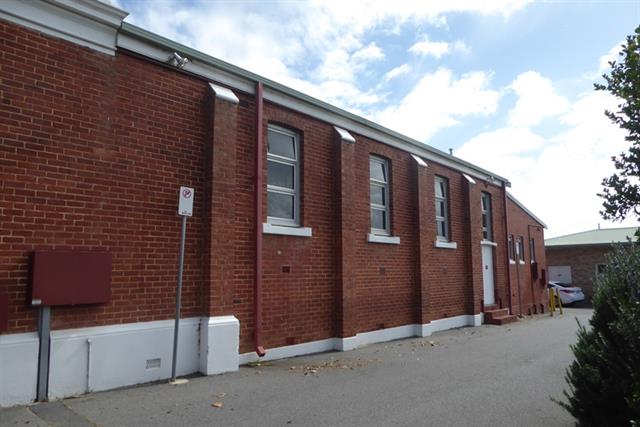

{"left": 548, "top": 281, "right": 585, "bottom": 305}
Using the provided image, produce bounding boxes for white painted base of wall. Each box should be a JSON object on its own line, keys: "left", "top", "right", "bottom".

{"left": 0, "top": 315, "right": 239, "bottom": 407}
{"left": 239, "top": 313, "right": 483, "bottom": 364}
{"left": 1, "top": 312, "right": 482, "bottom": 407}
{"left": 0, "top": 333, "right": 39, "bottom": 408}
{"left": 199, "top": 316, "right": 239, "bottom": 375}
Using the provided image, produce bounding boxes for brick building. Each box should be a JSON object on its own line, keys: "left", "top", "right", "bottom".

{"left": 0, "top": 0, "right": 547, "bottom": 406}
{"left": 545, "top": 227, "right": 639, "bottom": 301}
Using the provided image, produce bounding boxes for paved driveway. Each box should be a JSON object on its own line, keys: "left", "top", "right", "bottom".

{"left": 2, "top": 308, "right": 590, "bottom": 427}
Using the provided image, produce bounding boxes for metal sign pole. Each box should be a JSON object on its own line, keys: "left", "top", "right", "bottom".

{"left": 171, "top": 186, "right": 193, "bottom": 385}
{"left": 36, "top": 306, "right": 51, "bottom": 401}
{"left": 171, "top": 214, "right": 187, "bottom": 383}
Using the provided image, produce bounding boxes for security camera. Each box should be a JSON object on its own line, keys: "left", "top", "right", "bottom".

{"left": 170, "top": 52, "right": 189, "bottom": 68}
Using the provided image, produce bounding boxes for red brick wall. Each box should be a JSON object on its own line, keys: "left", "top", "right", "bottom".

{"left": 1, "top": 21, "right": 208, "bottom": 332}
{"left": 545, "top": 245, "right": 609, "bottom": 300}
{"left": 506, "top": 198, "right": 547, "bottom": 315}
{"left": 2, "top": 20, "right": 537, "bottom": 355}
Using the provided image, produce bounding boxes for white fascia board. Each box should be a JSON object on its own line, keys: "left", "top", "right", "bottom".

{"left": 117, "top": 32, "right": 255, "bottom": 94}
{"left": 334, "top": 126, "right": 356, "bottom": 143}
{"left": 411, "top": 154, "right": 427, "bottom": 168}
{"left": 209, "top": 83, "right": 239, "bottom": 104}
{"left": 506, "top": 192, "right": 548, "bottom": 229}
{"left": 0, "top": 0, "right": 127, "bottom": 56}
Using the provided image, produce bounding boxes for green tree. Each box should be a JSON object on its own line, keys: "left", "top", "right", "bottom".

{"left": 596, "top": 25, "right": 640, "bottom": 224}
{"left": 558, "top": 243, "right": 640, "bottom": 426}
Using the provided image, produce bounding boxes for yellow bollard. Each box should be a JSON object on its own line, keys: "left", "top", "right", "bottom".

{"left": 556, "top": 288, "right": 563, "bottom": 315}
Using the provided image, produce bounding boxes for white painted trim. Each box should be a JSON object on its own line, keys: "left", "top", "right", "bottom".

{"left": 263, "top": 223, "right": 312, "bottom": 237}
{"left": 334, "top": 126, "right": 355, "bottom": 143}
{"left": 367, "top": 234, "right": 400, "bottom": 245}
{"left": 519, "top": 261, "right": 526, "bottom": 265}
{"left": 239, "top": 338, "right": 337, "bottom": 365}
{"left": 240, "top": 313, "right": 483, "bottom": 366}
{"left": 199, "top": 316, "right": 239, "bottom": 375}
{"left": 0, "top": 333, "right": 38, "bottom": 407}
{"left": 506, "top": 191, "right": 547, "bottom": 229}
{"left": 434, "top": 240, "right": 457, "bottom": 249}
{"left": 0, "top": 0, "right": 128, "bottom": 56}
{"left": 481, "top": 240, "right": 498, "bottom": 247}
{"left": 208, "top": 83, "right": 239, "bottom": 104}
{"left": 411, "top": 154, "right": 427, "bottom": 167}
{"left": 462, "top": 173, "right": 476, "bottom": 184}
{"left": 510, "top": 260, "right": 516, "bottom": 264}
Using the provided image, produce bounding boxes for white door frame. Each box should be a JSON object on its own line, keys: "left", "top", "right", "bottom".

{"left": 481, "top": 244, "right": 495, "bottom": 305}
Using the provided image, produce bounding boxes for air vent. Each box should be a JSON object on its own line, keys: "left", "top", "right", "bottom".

{"left": 146, "top": 358, "right": 161, "bottom": 369}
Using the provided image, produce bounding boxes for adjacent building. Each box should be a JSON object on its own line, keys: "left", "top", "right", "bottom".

{"left": 545, "top": 226, "right": 639, "bottom": 300}
{"left": 0, "top": 0, "right": 548, "bottom": 406}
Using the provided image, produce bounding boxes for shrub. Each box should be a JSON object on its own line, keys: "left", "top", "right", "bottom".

{"left": 559, "top": 243, "right": 640, "bottom": 426}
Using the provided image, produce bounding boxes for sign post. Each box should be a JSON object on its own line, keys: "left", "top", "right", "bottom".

{"left": 171, "top": 186, "right": 193, "bottom": 384}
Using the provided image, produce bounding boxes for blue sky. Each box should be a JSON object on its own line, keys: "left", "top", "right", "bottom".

{"left": 114, "top": 0, "right": 640, "bottom": 237}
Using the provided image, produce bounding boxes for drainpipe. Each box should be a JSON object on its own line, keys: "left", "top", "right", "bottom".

{"left": 502, "top": 183, "right": 513, "bottom": 315}
{"left": 254, "top": 82, "right": 266, "bottom": 357}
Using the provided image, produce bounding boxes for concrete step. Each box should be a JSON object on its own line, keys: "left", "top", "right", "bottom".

{"left": 484, "top": 308, "right": 509, "bottom": 321}
{"left": 485, "top": 314, "right": 518, "bottom": 325}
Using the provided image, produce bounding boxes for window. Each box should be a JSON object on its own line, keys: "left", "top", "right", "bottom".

{"left": 596, "top": 263, "right": 607, "bottom": 277}
{"left": 530, "top": 237, "right": 536, "bottom": 262}
{"left": 516, "top": 236, "right": 525, "bottom": 263}
{"left": 435, "top": 176, "right": 450, "bottom": 240}
{"left": 267, "top": 125, "right": 300, "bottom": 226}
{"left": 481, "top": 192, "right": 492, "bottom": 241}
{"left": 508, "top": 235, "right": 515, "bottom": 261}
{"left": 370, "top": 156, "right": 390, "bottom": 235}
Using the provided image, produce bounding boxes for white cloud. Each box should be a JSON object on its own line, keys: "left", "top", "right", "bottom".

{"left": 376, "top": 68, "right": 500, "bottom": 141}
{"left": 598, "top": 43, "right": 623, "bottom": 74}
{"left": 121, "top": 0, "right": 530, "bottom": 113}
{"left": 456, "top": 90, "right": 637, "bottom": 237}
{"left": 409, "top": 37, "right": 470, "bottom": 59}
{"left": 384, "top": 64, "right": 413, "bottom": 81}
{"left": 507, "top": 71, "right": 570, "bottom": 128}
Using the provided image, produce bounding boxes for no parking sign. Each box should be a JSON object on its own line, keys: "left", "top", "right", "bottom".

{"left": 178, "top": 186, "right": 194, "bottom": 216}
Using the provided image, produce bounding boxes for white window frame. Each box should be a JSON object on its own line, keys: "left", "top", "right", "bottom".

{"left": 266, "top": 125, "right": 300, "bottom": 227}
{"left": 369, "top": 156, "right": 390, "bottom": 236}
{"left": 516, "top": 236, "right": 525, "bottom": 264}
{"left": 508, "top": 234, "right": 516, "bottom": 263}
{"left": 529, "top": 237, "right": 536, "bottom": 263}
{"left": 481, "top": 192, "right": 492, "bottom": 241}
{"left": 435, "top": 176, "right": 450, "bottom": 241}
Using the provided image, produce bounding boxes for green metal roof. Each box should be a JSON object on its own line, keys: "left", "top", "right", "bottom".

{"left": 545, "top": 227, "right": 639, "bottom": 247}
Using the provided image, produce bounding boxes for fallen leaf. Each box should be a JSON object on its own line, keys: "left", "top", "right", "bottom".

{"left": 211, "top": 402, "right": 223, "bottom": 408}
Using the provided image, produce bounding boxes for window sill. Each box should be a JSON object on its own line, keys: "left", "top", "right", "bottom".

{"left": 263, "top": 223, "right": 312, "bottom": 237}
{"left": 509, "top": 260, "right": 516, "bottom": 264}
{"left": 434, "top": 240, "right": 457, "bottom": 249}
{"left": 367, "top": 234, "right": 400, "bottom": 245}
{"left": 519, "top": 261, "right": 526, "bottom": 265}
{"left": 481, "top": 240, "right": 497, "bottom": 247}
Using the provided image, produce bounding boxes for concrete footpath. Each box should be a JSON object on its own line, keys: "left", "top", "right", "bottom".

{"left": 1, "top": 308, "right": 590, "bottom": 427}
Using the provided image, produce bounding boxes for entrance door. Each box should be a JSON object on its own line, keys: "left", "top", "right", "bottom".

{"left": 482, "top": 245, "right": 495, "bottom": 305}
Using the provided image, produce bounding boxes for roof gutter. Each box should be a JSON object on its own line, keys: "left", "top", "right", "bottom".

{"left": 116, "top": 23, "right": 511, "bottom": 187}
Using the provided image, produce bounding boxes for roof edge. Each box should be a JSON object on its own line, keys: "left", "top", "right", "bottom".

{"left": 506, "top": 192, "right": 547, "bottom": 229}
{"left": 118, "top": 22, "right": 511, "bottom": 187}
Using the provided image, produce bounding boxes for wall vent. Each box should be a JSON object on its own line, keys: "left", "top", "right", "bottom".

{"left": 146, "top": 358, "right": 161, "bottom": 369}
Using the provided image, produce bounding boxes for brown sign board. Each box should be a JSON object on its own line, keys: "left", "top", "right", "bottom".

{"left": 31, "top": 250, "right": 111, "bottom": 306}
